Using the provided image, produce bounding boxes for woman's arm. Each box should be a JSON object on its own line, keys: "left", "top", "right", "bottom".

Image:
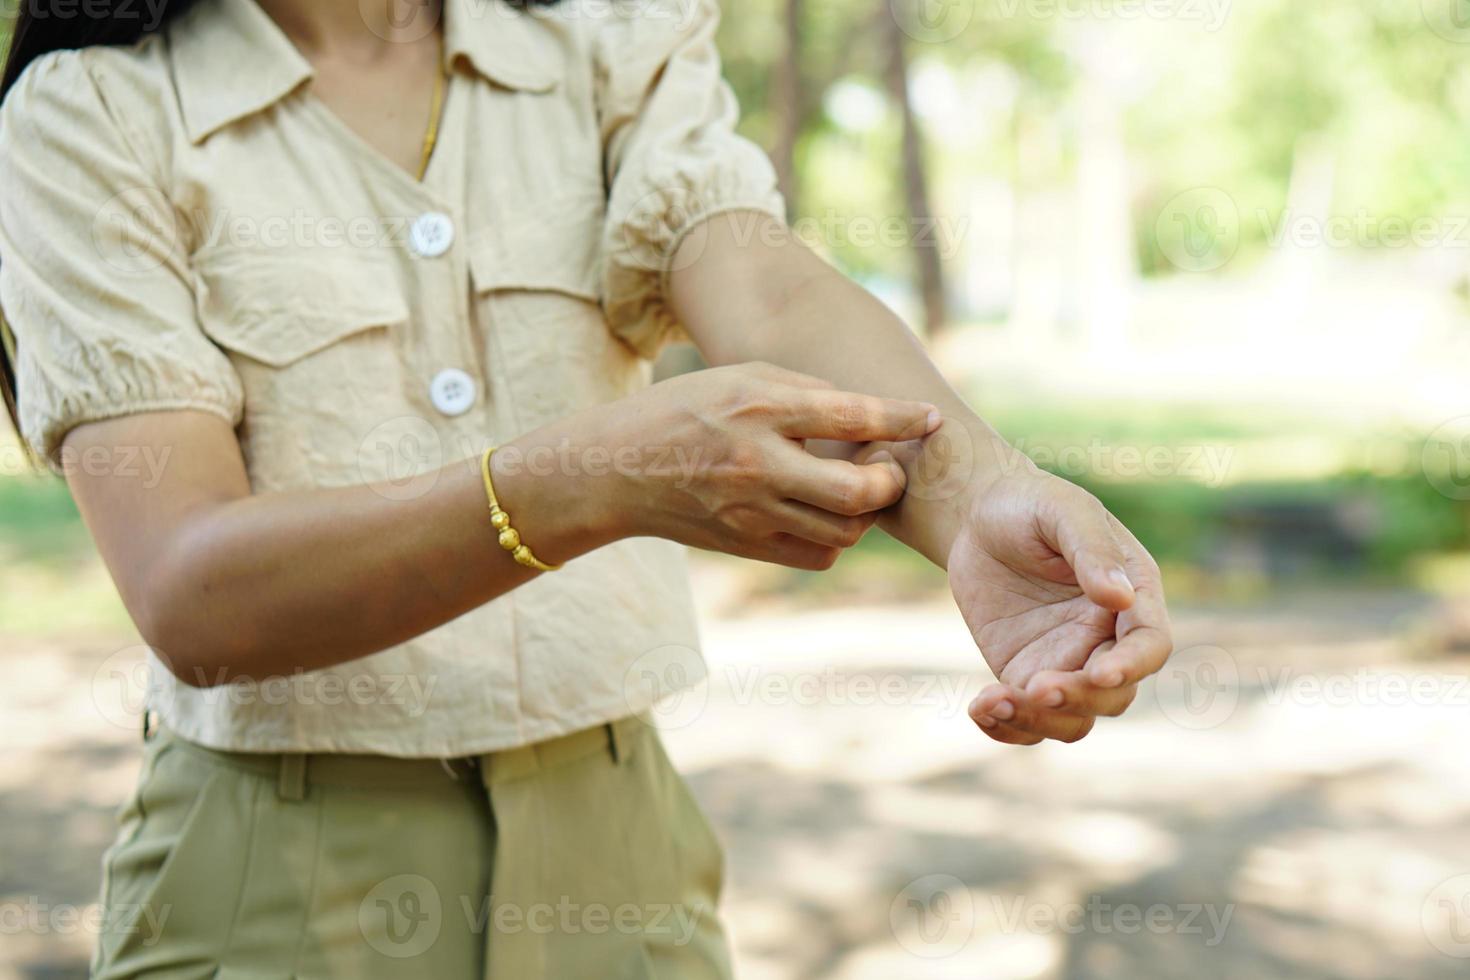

{"left": 669, "top": 211, "right": 1174, "bottom": 745}
{"left": 65, "top": 363, "right": 937, "bottom": 687}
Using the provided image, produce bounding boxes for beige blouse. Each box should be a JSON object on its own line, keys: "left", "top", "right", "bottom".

{"left": 0, "top": 0, "right": 783, "bottom": 755}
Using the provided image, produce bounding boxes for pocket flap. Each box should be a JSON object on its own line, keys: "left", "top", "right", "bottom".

{"left": 194, "top": 246, "right": 408, "bottom": 367}
{"left": 468, "top": 193, "right": 604, "bottom": 301}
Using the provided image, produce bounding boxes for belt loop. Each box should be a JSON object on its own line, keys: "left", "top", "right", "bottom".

{"left": 278, "top": 754, "right": 308, "bottom": 802}
{"left": 607, "top": 722, "right": 624, "bottom": 765}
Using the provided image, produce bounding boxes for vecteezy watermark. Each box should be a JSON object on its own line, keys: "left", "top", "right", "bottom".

{"left": 890, "top": 874, "right": 976, "bottom": 959}
{"left": 357, "top": 876, "right": 707, "bottom": 959}
{"left": 92, "top": 192, "right": 460, "bottom": 275}
{"left": 891, "top": 0, "right": 975, "bottom": 43}
{"left": 0, "top": 898, "right": 171, "bottom": 947}
{"left": 986, "top": 894, "right": 1235, "bottom": 947}
{"left": 722, "top": 666, "right": 974, "bottom": 717}
{"left": 632, "top": 198, "right": 972, "bottom": 278}
{"left": 356, "top": 420, "right": 710, "bottom": 503}
{"left": 1423, "top": 874, "right": 1470, "bottom": 958}
{"left": 91, "top": 644, "right": 440, "bottom": 730}
{"left": 623, "top": 644, "right": 710, "bottom": 730}
{"left": 358, "top": 0, "right": 707, "bottom": 45}
{"left": 1154, "top": 643, "right": 1470, "bottom": 731}
{"left": 1155, "top": 187, "right": 1470, "bottom": 274}
{"left": 889, "top": 876, "right": 1234, "bottom": 959}
{"left": 1422, "top": 0, "right": 1470, "bottom": 44}
{"left": 1154, "top": 187, "right": 1241, "bottom": 273}
{"left": 623, "top": 649, "right": 976, "bottom": 729}
{"left": 0, "top": 0, "right": 169, "bottom": 30}
{"left": 1152, "top": 644, "right": 1240, "bottom": 730}
{"left": 989, "top": 0, "right": 1232, "bottom": 32}
{"left": 1422, "top": 416, "right": 1470, "bottom": 501}
{"left": 1259, "top": 210, "right": 1470, "bottom": 252}
{"left": 1009, "top": 437, "right": 1235, "bottom": 488}
{"left": 52, "top": 443, "right": 173, "bottom": 488}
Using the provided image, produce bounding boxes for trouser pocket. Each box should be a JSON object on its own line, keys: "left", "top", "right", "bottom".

{"left": 94, "top": 738, "right": 262, "bottom": 979}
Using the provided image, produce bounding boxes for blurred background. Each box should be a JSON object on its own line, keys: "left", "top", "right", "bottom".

{"left": 5, "top": 0, "right": 1470, "bottom": 977}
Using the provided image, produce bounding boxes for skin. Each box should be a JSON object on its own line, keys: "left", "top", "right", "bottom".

{"left": 61, "top": 0, "right": 1173, "bottom": 745}
{"left": 669, "top": 212, "right": 1173, "bottom": 746}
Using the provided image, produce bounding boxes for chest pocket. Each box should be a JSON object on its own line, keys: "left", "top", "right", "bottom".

{"left": 467, "top": 196, "right": 603, "bottom": 304}
{"left": 192, "top": 245, "right": 408, "bottom": 368}
{"left": 467, "top": 196, "right": 643, "bottom": 425}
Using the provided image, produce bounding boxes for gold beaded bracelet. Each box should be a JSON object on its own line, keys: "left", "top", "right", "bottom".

{"left": 480, "top": 447, "right": 562, "bottom": 572}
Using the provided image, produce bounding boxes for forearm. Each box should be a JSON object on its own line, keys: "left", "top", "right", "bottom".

{"left": 86, "top": 412, "right": 621, "bottom": 685}
{"left": 669, "top": 211, "right": 1022, "bottom": 567}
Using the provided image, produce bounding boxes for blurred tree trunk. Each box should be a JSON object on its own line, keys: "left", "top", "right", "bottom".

{"left": 770, "top": 0, "right": 804, "bottom": 215}
{"left": 882, "top": 7, "right": 947, "bottom": 333}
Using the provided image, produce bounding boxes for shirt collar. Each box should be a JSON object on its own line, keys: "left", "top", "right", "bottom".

{"left": 171, "top": 0, "right": 560, "bottom": 145}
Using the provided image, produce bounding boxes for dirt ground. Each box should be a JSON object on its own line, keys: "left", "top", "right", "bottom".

{"left": 4, "top": 568, "right": 1470, "bottom": 979}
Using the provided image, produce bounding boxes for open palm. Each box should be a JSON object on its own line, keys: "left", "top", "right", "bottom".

{"left": 948, "top": 470, "right": 1172, "bottom": 745}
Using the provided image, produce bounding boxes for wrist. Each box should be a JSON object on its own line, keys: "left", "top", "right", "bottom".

{"left": 490, "top": 422, "right": 629, "bottom": 566}
{"left": 880, "top": 416, "right": 1032, "bottom": 569}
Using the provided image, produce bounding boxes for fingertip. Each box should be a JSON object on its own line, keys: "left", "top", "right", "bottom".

{"left": 1084, "top": 566, "right": 1136, "bottom": 612}
{"left": 924, "top": 407, "right": 943, "bottom": 435}
{"left": 1089, "top": 663, "right": 1127, "bottom": 689}
{"left": 1109, "top": 567, "right": 1136, "bottom": 601}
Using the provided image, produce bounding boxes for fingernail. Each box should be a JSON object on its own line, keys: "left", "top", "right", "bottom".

{"left": 868, "top": 451, "right": 894, "bottom": 465}
{"left": 1096, "top": 669, "right": 1125, "bottom": 689}
{"left": 991, "top": 699, "right": 1014, "bottom": 721}
{"left": 925, "top": 409, "right": 943, "bottom": 434}
{"left": 977, "top": 715, "right": 997, "bottom": 730}
{"left": 1109, "top": 568, "right": 1135, "bottom": 595}
{"left": 1043, "top": 689, "right": 1065, "bottom": 708}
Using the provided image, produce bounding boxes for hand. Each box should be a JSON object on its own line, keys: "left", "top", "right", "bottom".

{"left": 947, "top": 461, "right": 1173, "bottom": 745}
{"left": 595, "top": 362, "right": 940, "bottom": 568}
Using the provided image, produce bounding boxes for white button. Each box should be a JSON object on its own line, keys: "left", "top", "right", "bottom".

{"left": 429, "top": 368, "right": 476, "bottom": 417}
{"left": 409, "top": 211, "right": 454, "bottom": 258}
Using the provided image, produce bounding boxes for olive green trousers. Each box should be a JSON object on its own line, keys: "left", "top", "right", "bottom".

{"left": 93, "top": 716, "right": 731, "bottom": 979}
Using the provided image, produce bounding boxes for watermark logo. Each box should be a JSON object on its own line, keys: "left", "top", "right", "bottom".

{"left": 890, "top": 874, "right": 976, "bottom": 958}
{"left": 623, "top": 644, "right": 709, "bottom": 729}
{"left": 991, "top": 0, "right": 1231, "bottom": 32}
{"left": 1423, "top": 874, "right": 1470, "bottom": 958}
{"left": 1422, "top": 0, "right": 1470, "bottom": 43}
{"left": 360, "top": 875, "right": 443, "bottom": 959}
{"left": 891, "top": 0, "right": 974, "bottom": 43}
{"left": 1155, "top": 187, "right": 1240, "bottom": 273}
{"left": 358, "top": 415, "right": 445, "bottom": 502}
{"left": 91, "top": 644, "right": 166, "bottom": 731}
{"left": 1152, "top": 644, "right": 1239, "bottom": 730}
{"left": 1423, "top": 416, "right": 1470, "bottom": 501}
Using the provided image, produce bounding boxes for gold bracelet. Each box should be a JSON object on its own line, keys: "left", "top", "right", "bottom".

{"left": 480, "top": 447, "right": 562, "bottom": 572}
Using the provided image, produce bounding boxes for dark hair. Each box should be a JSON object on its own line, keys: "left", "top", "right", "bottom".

{"left": 0, "top": 0, "right": 557, "bottom": 446}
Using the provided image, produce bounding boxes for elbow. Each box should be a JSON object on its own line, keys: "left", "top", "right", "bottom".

{"left": 134, "top": 595, "right": 230, "bottom": 689}
{"left": 129, "top": 547, "right": 237, "bottom": 689}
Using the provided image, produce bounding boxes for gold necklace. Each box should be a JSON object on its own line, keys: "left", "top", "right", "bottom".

{"left": 416, "top": 36, "right": 447, "bottom": 181}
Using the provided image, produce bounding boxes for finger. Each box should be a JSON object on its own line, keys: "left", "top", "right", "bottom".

{"left": 778, "top": 389, "right": 940, "bottom": 443}
{"left": 777, "top": 451, "right": 909, "bottom": 516}
{"left": 969, "top": 685, "right": 1096, "bottom": 743}
{"left": 1065, "top": 522, "right": 1169, "bottom": 688}
{"left": 1023, "top": 670, "right": 1139, "bottom": 718}
{"left": 771, "top": 500, "right": 877, "bottom": 549}
{"left": 737, "top": 533, "right": 843, "bottom": 572}
{"left": 1086, "top": 618, "right": 1173, "bottom": 689}
{"left": 1039, "top": 485, "right": 1136, "bottom": 612}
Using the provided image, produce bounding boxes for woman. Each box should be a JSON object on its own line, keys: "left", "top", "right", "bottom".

{"left": 0, "top": 0, "right": 1172, "bottom": 975}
